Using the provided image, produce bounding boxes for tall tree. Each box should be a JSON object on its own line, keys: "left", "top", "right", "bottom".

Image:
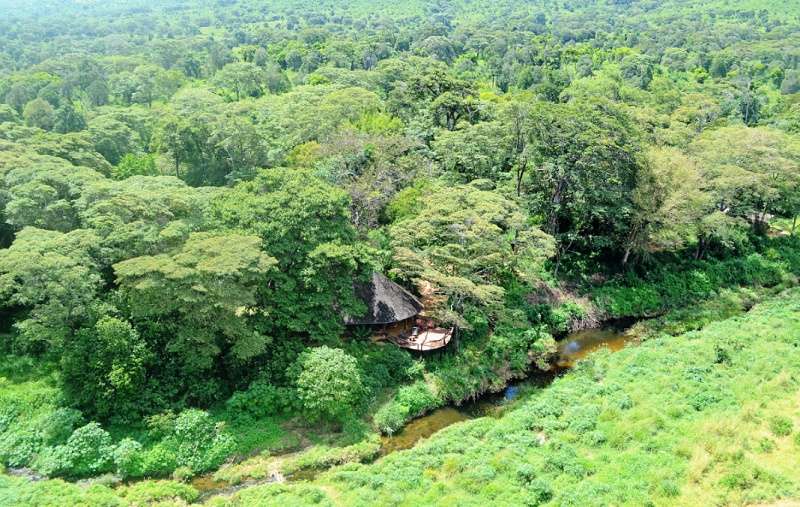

{"left": 390, "top": 182, "right": 554, "bottom": 327}
{"left": 114, "top": 233, "right": 276, "bottom": 373}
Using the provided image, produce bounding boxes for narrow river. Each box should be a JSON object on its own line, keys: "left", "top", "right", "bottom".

{"left": 376, "top": 321, "right": 638, "bottom": 456}
{"left": 190, "top": 322, "right": 639, "bottom": 500}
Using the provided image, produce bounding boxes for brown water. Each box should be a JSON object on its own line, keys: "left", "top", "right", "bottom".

{"left": 377, "top": 324, "right": 637, "bottom": 454}
{"left": 379, "top": 407, "right": 470, "bottom": 456}
{"left": 555, "top": 326, "right": 635, "bottom": 368}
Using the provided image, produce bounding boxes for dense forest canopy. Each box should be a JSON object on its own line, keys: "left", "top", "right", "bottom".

{"left": 0, "top": 0, "right": 799, "bottom": 505}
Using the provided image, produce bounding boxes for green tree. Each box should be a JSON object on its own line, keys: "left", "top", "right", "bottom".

{"left": 62, "top": 317, "right": 151, "bottom": 420}
{"left": 114, "top": 232, "right": 276, "bottom": 373}
{"left": 22, "top": 97, "right": 56, "bottom": 130}
{"left": 53, "top": 102, "right": 87, "bottom": 133}
{"left": 2, "top": 160, "right": 104, "bottom": 231}
{"left": 113, "top": 153, "right": 159, "bottom": 179}
{"left": 152, "top": 114, "right": 196, "bottom": 178}
{"left": 0, "top": 104, "right": 19, "bottom": 123}
{"left": 0, "top": 227, "right": 103, "bottom": 352}
{"left": 621, "top": 148, "right": 714, "bottom": 264}
{"left": 211, "top": 169, "right": 368, "bottom": 342}
{"left": 526, "top": 99, "right": 643, "bottom": 269}
{"left": 294, "top": 346, "right": 365, "bottom": 423}
{"left": 690, "top": 126, "right": 800, "bottom": 233}
{"left": 86, "top": 79, "right": 109, "bottom": 107}
{"left": 432, "top": 121, "right": 511, "bottom": 182}
{"left": 212, "top": 62, "right": 264, "bottom": 100}
{"left": 390, "top": 182, "right": 554, "bottom": 327}
{"left": 76, "top": 175, "right": 212, "bottom": 263}
{"left": 88, "top": 116, "right": 142, "bottom": 165}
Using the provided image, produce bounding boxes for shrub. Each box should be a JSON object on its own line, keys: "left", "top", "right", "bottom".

{"left": 284, "top": 437, "right": 381, "bottom": 474}
{"left": 567, "top": 405, "right": 599, "bottom": 435}
{"left": 61, "top": 317, "right": 150, "bottom": 421}
{"left": 524, "top": 478, "right": 553, "bottom": 506}
{"left": 542, "top": 445, "right": 590, "bottom": 477}
{"left": 515, "top": 463, "right": 537, "bottom": 484}
{"left": 373, "top": 402, "right": 410, "bottom": 435}
{"left": 0, "top": 430, "right": 42, "bottom": 468}
{"left": 757, "top": 437, "right": 776, "bottom": 453}
{"left": 350, "top": 343, "right": 414, "bottom": 392}
{"left": 225, "top": 380, "right": 299, "bottom": 420}
{"left": 395, "top": 381, "right": 440, "bottom": 417}
{"left": 768, "top": 416, "right": 793, "bottom": 437}
{"left": 169, "top": 409, "right": 235, "bottom": 473}
{"left": 118, "top": 480, "right": 199, "bottom": 504}
{"left": 37, "top": 408, "right": 84, "bottom": 446}
{"left": 113, "top": 438, "right": 144, "bottom": 478}
{"left": 145, "top": 411, "right": 177, "bottom": 440}
{"left": 37, "top": 422, "right": 115, "bottom": 478}
{"left": 294, "top": 347, "right": 366, "bottom": 423}
{"left": 593, "top": 253, "right": 789, "bottom": 319}
{"left": 720, "top": 469, "right": 754, "bottom": 490}
{"left": 660, "top": 479, "right": 681, "bottom": 497}
{"left": 139, "top": 443, "right": 178, "bottom": 477}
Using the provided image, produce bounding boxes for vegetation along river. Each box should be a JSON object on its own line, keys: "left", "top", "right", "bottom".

{"left": 188, "top": 322, "right": 640, "bottom": 500}
{"left": 380, "top": 321, "right": 638, "bottom": 455}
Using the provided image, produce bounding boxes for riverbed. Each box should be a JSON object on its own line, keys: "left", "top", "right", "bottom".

{"left": 376, "top": 322, "right": 638, "bottom": 456}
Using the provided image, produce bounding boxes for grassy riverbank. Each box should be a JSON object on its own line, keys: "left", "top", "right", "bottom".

{"left": 210, "top": 289, "right": 800, "bottom": 506}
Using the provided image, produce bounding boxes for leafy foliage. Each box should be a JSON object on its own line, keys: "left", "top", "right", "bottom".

{"left": 294, "top": 347, "right": 367, "bottom": 423}
{"left": 1, "top": 0, "right": 800, "bottom": 500}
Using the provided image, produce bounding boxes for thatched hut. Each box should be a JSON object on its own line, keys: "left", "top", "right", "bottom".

{"left": 345, "top": 273, "right": 453, "bottom": 351}
{"left": 345, "top": 272, "right": 423, "bottom": 326}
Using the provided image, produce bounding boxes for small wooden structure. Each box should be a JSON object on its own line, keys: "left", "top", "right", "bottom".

{"left": 393, "top": 322, "right": 454, "bottom": 352}
{"left": 345, "top": 273, "right": 453, "bottom": 351}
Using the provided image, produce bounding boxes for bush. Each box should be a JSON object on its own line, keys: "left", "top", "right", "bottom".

{"left": 524, "top": 478, "right": 553, "bottom": 506}
{"left": 349, "top": 342, "right": 414, "bottom": 392}
{"left": 768, "top": 416, "right": 793, "bottom": 437}
{"left": 294, "top": 347, "right": 366, "bottom": 423}
{"left": 169, "top": 409, "right": 235, "bottom": 473}
{"left": 113, "top": 438, "right": 144, "bottom": 478}
{"left": 225, "top": 380, "right": 299, "bottom": 420}
{"left": 139, "top": 444, "right": 177, "bottom": 477}
{"left": 395, "top": 381, "right": 440, "bottom": 417}
{"left": 145, "top": 411, "right": 177, "bottom": 440}
{"left": 373, "top": 402, "right": 410, "bottom": 435}
{"left": 118, "top": 480, "right": 199, "bottom": 504}
{"left": 0, "top": 430, "right": 42, "bottom": 468}
{"left": 284, "top": 437, "right": 381, "bottom": 474}
{"left": 37, "top": 408, "right": 84, "bottom": 446}
{"left": 757, "top": 437, "right": 776, "bottom": 453}
{"left": 594, "top": 253, "right": 789, "bottom": 319}
{"left": 37, "top": 423, "right": 115, "bottom": 478}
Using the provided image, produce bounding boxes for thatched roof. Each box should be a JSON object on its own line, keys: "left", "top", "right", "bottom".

{"left": 345, "top": 273, "right": 423, "bottom": 325}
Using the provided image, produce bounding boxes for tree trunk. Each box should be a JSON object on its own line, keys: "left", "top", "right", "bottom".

{"left": 622, "top": 246, "right": 632, "bottom": 266}
{"left": 622, "top": 224, "right": 639, "bottom": 266}
{"left": 792, "top": 215, "right": 797, "bottom": 236}
{"left": 547, "top": 178, "right": 566, "bottom": 235}
{"left": 695, "top": 237, "right": 706, "bottom": 260}
{"left": 515, "top": 159, "right": 526, "bottom": 197}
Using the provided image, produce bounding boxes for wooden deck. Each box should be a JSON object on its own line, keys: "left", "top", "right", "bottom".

{"left": 389, "top": 327, "right": 454, "bottom": 351}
